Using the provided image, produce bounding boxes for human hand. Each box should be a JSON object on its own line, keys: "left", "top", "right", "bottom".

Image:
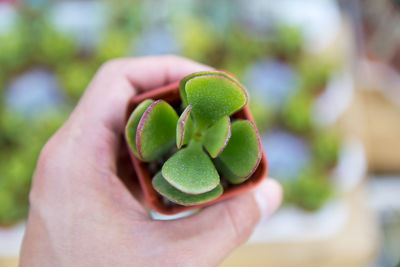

{"left": 20, "top": 56, "right": 282, "bottom": 267}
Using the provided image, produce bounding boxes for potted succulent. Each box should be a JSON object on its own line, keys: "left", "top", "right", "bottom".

{"left": 124, "top": 71, "right": 268, "bottom": 215}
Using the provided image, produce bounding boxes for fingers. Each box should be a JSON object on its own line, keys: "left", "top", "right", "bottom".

{"left": 162, "top": 178, "right": 282, "bottom": 265}
{"left": 71, "top": 55, "right": 212, "bottom": 133}
{"left": 32, "top": 56, "right": 213, "bottom": 218}
{"left": 61, "top": 55, "right": 212, "bottom": 166}
{"left": 253, "top": 178, "right": 283, "bottom": 218}
{"left": 124, "top": 56, "right": 213, "bottom": 92}
{"left": 34, "top": 56, "right": 211, "bottom": 206}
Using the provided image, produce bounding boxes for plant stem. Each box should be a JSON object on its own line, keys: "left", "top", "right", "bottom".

{"left": 188, "top": 138, "right": 203, "bottom": 149}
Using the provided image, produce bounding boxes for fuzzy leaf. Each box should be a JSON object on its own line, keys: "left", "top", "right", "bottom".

{"left": 152, "top": 172, "right": 223, "bottom": 206}
{"left": 136, "top": 100, "right": 178, "bottom": 162}
{"left": 185, "top": 75, "right": 247, "bottom": 130}
{"left": 218, "top": 120, "right": 261, "bottom": 179}
{"left": 179, "top": 71, "right": 242, "bottom": 106}
{"left": 203, "top": 116, "right": 231, "bottom": 158}
{"left": 125, "top": 99, "right": 154, "bottom": 158}
{"left": 214, "top": 158, "right": 247, "bottom": 184}
{"left": 162, "top": 142, "right": 220, "bottom": 194}
{"left": 176, "top": 105, "right": 194, "bottom": 149}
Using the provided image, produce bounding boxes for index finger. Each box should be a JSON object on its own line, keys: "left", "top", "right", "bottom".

{"left": 71, "top": 55, "right": 212, "bottom": 133}
{"left": 62, "top": 56, "right": 212, "bottom": 170}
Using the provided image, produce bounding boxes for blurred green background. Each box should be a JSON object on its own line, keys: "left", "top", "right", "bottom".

{"left": 2, "top": 0, "right": 400, "bottom": 266}
{"left": 0, "top": 0, "right": 343, "bottom": 225}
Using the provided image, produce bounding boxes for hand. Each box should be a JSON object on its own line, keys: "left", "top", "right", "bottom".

{"left": 20, "top": 56, "right": 282, "bottom": 267}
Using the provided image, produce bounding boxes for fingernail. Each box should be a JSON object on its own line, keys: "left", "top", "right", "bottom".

{"left": 253, "top": 178, "right": 283, "bottom": 217}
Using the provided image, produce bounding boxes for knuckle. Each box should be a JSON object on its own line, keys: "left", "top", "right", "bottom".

{"left": 29, "top": 143, "right": 52, "bottom": 204}
{"left": 34, "top": 125, "right": 68, "bottom": 180}
{"left": 36, "top": 140, "right": 54, "bottom": 170}
{"left": 35, "top": 138, "right": 58, "bottom": 178}
{"left": 29, "top": 133, "right": 64, "bottom": 205}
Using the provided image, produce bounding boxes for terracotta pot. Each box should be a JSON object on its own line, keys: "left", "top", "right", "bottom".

{"left": 125, "top": 80, "right": 268, "bottom": 215}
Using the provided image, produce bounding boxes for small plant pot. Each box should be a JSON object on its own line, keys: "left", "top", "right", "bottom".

{"left": 125, "top": 80, "right": 268, "bottom": 215}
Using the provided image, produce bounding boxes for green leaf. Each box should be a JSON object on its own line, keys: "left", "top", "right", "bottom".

{"left": 162, "top": 142, "right": 220, "bottom": 194}
{"left": 152, "top": 172, "right": 223, "bottom": 206}
{"left": 179, "top": 71, "right": 243, "bottom": 106}
{"left": 176, "top": 105, "right": 194, "bottom": 149}
{"left": 214, "top": 158, "right": 247, "bottom": 184}
{"left": 136, "top": 100, "right": 178, "bottom": 162}
{"left": 125, "top": 99, "right": 154, "bottom": 158}
{"left": 203, "top": 116, "right": 231, "bottom": 158}
{"left": 184, "top": 74, "right": 247, "bottom": 130}
{"left": 218, "top": 120, "right": 261, "bottom": 179}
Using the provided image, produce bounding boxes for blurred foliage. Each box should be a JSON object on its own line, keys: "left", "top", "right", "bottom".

{"left": 0, "top": 72, "right": 4, "bottom": 105}
{"left": 0, "top": 28, "right": 27, "bottom": 71}
{"left": 0, "top": 0, "right": 342, "bottom": 224}
{"left": 57, "top": 61, "right": 97, "bottom": 100}
{"left": 272, "top": 25, "right": 303, "bottom": 61}
{"left": 37, "top": 25, "right": 76, "bottom": 66}
{"left": 176, "top": 18, "right": 215, "bottom": 61}
{"left": 297, "top": 55, "right": 339, "bottom": 93}
{"left": 0, "top": 109, "right": 66, "bottom": 225}
{"left": 284, "top": 166, "right": 333, "bottom": 212}
{"left": 282, "top": 91, "right": 313, "bottom": 133}
{"left": 312, "top": 130, "right": 341, "bottom": 168}
{"left": 222, "top": 28, "right": 272, "bottom": 76}
{"left": 95, "top": 32, "right": 133, "bottom": 63}
{"left": 249, "top": 98, "right": 273, "bottom": 133}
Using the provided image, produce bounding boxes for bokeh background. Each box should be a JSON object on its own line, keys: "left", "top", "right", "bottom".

{"left": 0, "top": 0, "right": 399, "bottom": 266}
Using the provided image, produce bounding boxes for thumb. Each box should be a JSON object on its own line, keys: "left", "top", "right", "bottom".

{"left": 163, "top": 178, "right": 282, "bottom": 266}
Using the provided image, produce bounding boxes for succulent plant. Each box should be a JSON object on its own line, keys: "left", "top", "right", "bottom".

{"left": 125, "top": 71, "right": 262, "bottom": 206}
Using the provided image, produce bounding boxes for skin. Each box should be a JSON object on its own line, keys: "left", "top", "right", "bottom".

{"left": 19, "top": 56, "right": 282, "bottom": 267}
